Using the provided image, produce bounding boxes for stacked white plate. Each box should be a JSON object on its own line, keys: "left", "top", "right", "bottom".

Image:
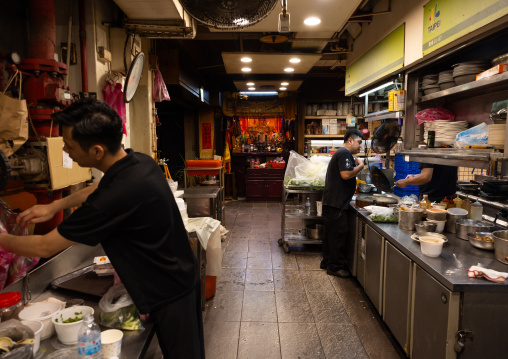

{"left": 438, "top": 70, "right": 455, "bottom": 90}
{"left": 488, "top": 124, "right": 506, "bottom": 148}
{"left": 421, "top": 74, "right": 440, "bottom": 95}
{"left": 423, "top": 120, "right": 468, "bottom": 146}
{"left": 452, "top": 61, "right": 489, "bottom": 85}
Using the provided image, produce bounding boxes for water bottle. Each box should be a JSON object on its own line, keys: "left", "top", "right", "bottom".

{"left": 78, "top": 314, "right": 102, "bottom": 358}
{"left": 305, "top": 197, "right": 311, "bottom": 216}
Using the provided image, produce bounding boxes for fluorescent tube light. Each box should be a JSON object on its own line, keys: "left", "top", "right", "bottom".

{"left": 358, "top": 81, "right": 394, "bottom": 97}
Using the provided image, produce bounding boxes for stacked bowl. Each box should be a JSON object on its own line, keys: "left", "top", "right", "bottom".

{"left": 421, "top": 74, "right": 440, "bottom": 95}
{"left": 438, "top": 70, "right": 455, "bottom": 90}
{"left": 452, "top": 61, "right": 489, "bottom": 85}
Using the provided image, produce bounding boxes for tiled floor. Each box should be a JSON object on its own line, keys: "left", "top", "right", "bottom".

{"left": 202, "top": 200, "right": 406, "bottom": 359}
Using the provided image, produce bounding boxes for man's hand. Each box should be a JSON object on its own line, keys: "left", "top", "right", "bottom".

{"left": 354, "top": 157, "right": 362, "bottom": 166}
{"left": 16, "top": 204, "right": 58, "bottom": 227}
{"left": 394, "top": 179, "right": 407, "bottom": 188}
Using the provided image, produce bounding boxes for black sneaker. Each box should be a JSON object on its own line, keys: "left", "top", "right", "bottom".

{"left": 327, "top": 268, "right": 351, "bottom": 278}
{"left": 320, "top": 260, "right": 327, "bottom": 270}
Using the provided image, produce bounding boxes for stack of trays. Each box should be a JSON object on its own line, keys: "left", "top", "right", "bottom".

{"left": 452, "top": 61, "right": 489, "bottom": 85}
{"left": 423, "top": 120, "right": 468, "bottom": 146}
{"left": 488, "top": 123, "right": 506, "bottom": 148}
{"left": 421, "top": 74, "right": 440, "bottom": 95}
{"left": 438, "top": 70, "right": 455, "bottom": 90}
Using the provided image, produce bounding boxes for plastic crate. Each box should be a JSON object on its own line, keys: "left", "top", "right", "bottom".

{"left": 271, "top": 162, "right": 286, "bottom": 169}
{"left": 394, "top": 154, "right": 420, "bottom": 173}
{"left": 395, "top": 167, "right": 421, "bottom": 180}
{"left": 393, "top": 186, "right": 420, "bottom": 197}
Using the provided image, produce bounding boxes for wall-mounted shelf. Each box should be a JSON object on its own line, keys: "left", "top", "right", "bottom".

{"left": 418, "top": 71, "right": 508, "bottom": 104}
{"left": 364, "top": 110, "right": 403, "bottom": 121}
{"left": 304, "top": 115, "right": 364, "bottom": 120}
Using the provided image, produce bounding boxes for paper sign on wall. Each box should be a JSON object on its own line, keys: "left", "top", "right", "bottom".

{"left": 62, "top": 150, "right": 73, "bottom": 169}
{"left": 202, "top": 123, "right": 212, "bottom": 149}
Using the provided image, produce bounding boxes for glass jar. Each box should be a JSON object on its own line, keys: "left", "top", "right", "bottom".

{"left": 0, "top": 292, "right": 23, "bottom": 321}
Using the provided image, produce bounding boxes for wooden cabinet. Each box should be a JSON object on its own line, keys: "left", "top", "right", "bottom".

{"left": 246, "top": 168, "right": 284, "bottom": 202}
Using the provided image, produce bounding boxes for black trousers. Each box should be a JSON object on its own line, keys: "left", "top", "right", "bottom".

{"left": 150, "top": 280, "right": 205, "bottom": 359}
{"left": 322, "top": 205, "right": 348, "bottom": 271}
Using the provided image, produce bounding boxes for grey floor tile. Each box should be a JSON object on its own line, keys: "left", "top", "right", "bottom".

{"left": 279, "top": 322, "right": 325, "bottom": 359}
{"left": 245, "top": 269, "right": 274, "bottom": 291}
{"left": 230, "top": 232, "right": 250, "bottom": 240}
{"left": 316, "top": 322, "right": 369, "bottom": 359}
{"left": 216, "top": 268, "right": 246, "bottom": 291}
{"left": 247, "top": 252, "right": 272, "bottom": 269}
{"left": 275, "top": 291, "right": 314, "bottom": 323}
{"left": 241, "top": 290, "right": 277, "bottom": 322}
{"left": 271, "top": 252, "right": 298, "bottom": 270}
{"left": 203, "top": 321, "right": 240, "bottom": 359}
{"left": 226, "top": 240, "right": 249, "bottom": 252}
{"left": 329, "top": 276, "right": 364, "bottom": 294}
{"left": 238, "top": 322, "right": 281, "bottom": 359}
{"left": 248, "top": 241, "right": 271, "bottom": 252}
{"left": 273, "top": 269, "right": 305, "bottom": 291}
{"left": 307, "top": 291, "right": 349, "bottom": 323}
{"left": 248, "top": 235, "right": 270, "bottom": 243}
{"left": 222, "top": 251, "right": 247, "bottom": 268}
{"left": 205, "top": 290, "right": 244, "bottom": 322}
{"left": 296, "top": 253, "right": 323, "bottom": 271}
{"left": 300, "top": 271, "right": 335, "bottom": 292}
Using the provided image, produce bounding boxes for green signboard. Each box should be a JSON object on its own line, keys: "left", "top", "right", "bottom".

{"left": 423, "top": 0, "right": 508, "bottom": 55}
{"left": 345, "top": 24, "right": 405, "bottom": 96}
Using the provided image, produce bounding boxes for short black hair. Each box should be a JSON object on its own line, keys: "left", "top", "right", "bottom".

{"left": 52, "top": 99, "right": 123, "bottom": 154}
{"left": 344, "top": 129, "right": 363, "bottom": 143}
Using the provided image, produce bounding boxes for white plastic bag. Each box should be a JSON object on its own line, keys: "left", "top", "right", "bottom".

{"left": 167, "top": 179, "right": 178, "bottom": 193}
{"left": 454, "top": 122, "right": 488, "bottom": 148}
{"left": 284, "top": 150, "right": 331, "bottom": 187}
{"left": 99, "top": 285, "right": 143, "bottom": 331}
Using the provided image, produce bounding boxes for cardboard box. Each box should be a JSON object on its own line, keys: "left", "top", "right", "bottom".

{"left": 321, "top": 119, "right": 330, "bottom": 125}
{"left": 322, "top": 124, "right": 330, "bottom": 134}
{"left": 317, "top": 109, "right": 337, "bottom": 116}
{"left": 328, "top": 118, "right": 338, "bottom": 124}
{"left": 329, "top": 124, "right": 338, "bottom": 135}
{"left": 476, "top": 64, "right": 508, "bottom": 81}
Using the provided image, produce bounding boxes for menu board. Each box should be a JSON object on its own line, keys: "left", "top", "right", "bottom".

{"left": 423, "top": 0, "right": 508, "bottom": 55}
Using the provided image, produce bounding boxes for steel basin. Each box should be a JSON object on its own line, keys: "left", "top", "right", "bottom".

{"left": 455, "top": 219, "right": 495, "bottom": 240}
{"left": 493, "top": 230, "right": 508, "bottom": 265}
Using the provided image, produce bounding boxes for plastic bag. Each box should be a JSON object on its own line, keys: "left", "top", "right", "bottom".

{"left": 454, "top": 122, "right": 488, "bottom": 148}
{"left": 415, "top": 108, "right": 455, "bottom": 125}
{"left": 99, "top": 285, "right": 144, "bottom": 331}
{"left": 153, "top": 70, "right": 170, "bottom": 102}
{"left": 167, "top": 179, "right": 178, "bottom": 193}
{"left": 102, "top": 81, "right": 127, "bottom": 136}
{"left": 0, "top": 319, "right": 34, "bottom": 358}
{"left": 283, "top": 150, "right": 331, "bottom": 187}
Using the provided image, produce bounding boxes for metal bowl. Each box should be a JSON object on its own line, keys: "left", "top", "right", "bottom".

{"left": 492, "top": 230, "right": 508, "bottom": 264}
{"left": 467, "top": 232, "right": 494, "bottom": 251}
{"left": 414, "top": 221, "right": 437, "bottom": 234}
{"left": 358, "top": 183, "right": 372, "bottom": 193}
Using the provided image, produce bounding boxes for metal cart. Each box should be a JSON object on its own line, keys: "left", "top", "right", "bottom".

{"left": 278, "top": 186, "right": 324, "bottom": 253}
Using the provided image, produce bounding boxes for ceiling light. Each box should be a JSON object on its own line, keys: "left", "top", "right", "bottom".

{"left": 241, "top": 57, "right": 252, "bottom": 63}
{"left": 358, "top": 81, "right": 394, "bottom": 97}
{"left": 248, "top": 87, "right": 255, "bottom": 90}
{"left": 304, "top": 17, "right": 321, "bottom": 26}
{"left": 240, "top": 91, "right": 278, "bottom": 96}
{"left": 247, "top": 82, "right": 255, "bottom": 86}
{"left": 281, "top": 82, "right": 289, "bottom": 86}
{"left": 284, "top": 67, "right": 294, "bottom": 72}
{"left": 289, "top": 58, "right": 301, "bottom": 63}
{"left": 241, "top": 67, "right": 252, "bottom": 72}
{"left": 279, "top": 87, "right": 287, "bottom": 90}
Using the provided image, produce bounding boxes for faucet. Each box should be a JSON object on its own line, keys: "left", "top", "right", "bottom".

{"left": 493, "top": 210, "right": 508, "bottom": 225}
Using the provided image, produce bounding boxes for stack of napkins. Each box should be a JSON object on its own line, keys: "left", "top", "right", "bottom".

{"left": 94, "top": 256, "right": 115, "bottom": 276}
{"left": 467, "top": 265, "right": 508, "bottom": 283}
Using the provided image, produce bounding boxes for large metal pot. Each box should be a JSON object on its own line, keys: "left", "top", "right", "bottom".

{"left": 446, "top": 213, "right": 468, "bottom": 233}
{"left": 455, "top": 219, "right": 495, "bottom": 240}
{"left": 398, "top": 209, "right": 424, "bottom": 231}
{"left": 306, "top": 223, "right": 324, "bottom": 240}
{"left": 492, "top": 230, "right": 508, "bottom": 265}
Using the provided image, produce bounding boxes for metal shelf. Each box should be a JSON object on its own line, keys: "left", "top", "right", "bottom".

{"left": 305, "top": 116, "right": 364, "bottom": 120}
{"left": 284, "top": 212, "right": 322, "bottom": 219}
{"left": 399, "top": 148, "right": 499, "bottom": 169}
{"left": 284, "top": 233, "right": 322, "bottom": 245}
{"left": 418, "top": 71, "right": 508, "bottom": 104}
{"left": 364, "top": 110, "right": 403, "bottom": 121}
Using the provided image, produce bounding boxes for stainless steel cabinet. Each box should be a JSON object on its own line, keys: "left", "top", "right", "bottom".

{"left": 383, "top": 241, "right": 412, "bottom": 355}
{"left": 411, "top": 264, "right": 459, "bottom": 359}
{"left": 364, "top": 224, "right": 384, "bottom": 313}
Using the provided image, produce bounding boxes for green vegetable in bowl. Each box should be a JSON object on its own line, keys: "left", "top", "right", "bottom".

{"left": 55, "top": 311, "right": 83, "bottom": 323}
{"left": 370, "top": 214, "right": 398, "bottom": 223}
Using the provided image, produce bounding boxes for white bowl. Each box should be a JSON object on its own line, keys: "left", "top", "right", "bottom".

{"left": 18, "top": 302, "right": 61, "bottom": 340}
{"left": 427, "top": 219, "right": 446, "bottom": 233}
{"left": 52, "top": 306, "right": 94, "bottom": 345}
{"left": 420, "top": 236, "right": 445, "bottom": 257}
{"left": 21, "top": 320, "right": 43, "bottom": 354}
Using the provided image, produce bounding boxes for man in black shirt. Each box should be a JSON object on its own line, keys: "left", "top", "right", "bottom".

{"left": 322, "top": 129, "right": 364, "bottom": 278}
{"left": 0, "top": 99, "right": 204, "bottom": 359}
{"left": 394, "top": 163, "right": 457, "bottom": 202}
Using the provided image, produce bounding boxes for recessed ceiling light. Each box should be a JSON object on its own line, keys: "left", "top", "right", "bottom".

{"left": 241, "top": 67, "right": 252, "bottom": 72}
{"left": 248, "top": 87, "right": 255, "bottom": 90}
{"left": 304, "top": 17, "right": 321, "bottom": 26}
{"left": 289, "top": 58, "right": 301, "bottom": 63}
{"left": 241, "top": 57, "right": 252, "bottom": 63}
{"left": 279, "top": 87, "right": 287, "bottom": 91}
{"left": 247, "top": 82, "right": 255, "bottom": 86}
{"left": 284, "top": 67, "right": 294, "bottom": 72}
{"left": 281, "top": 82, "right": 289, "bottom": 86}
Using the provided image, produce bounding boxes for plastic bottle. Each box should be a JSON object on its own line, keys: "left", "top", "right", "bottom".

{"left": 470, "top": 200, "right": 483, "bottom": 221}
{"left": 365, "top": 171, "right": 372, "bottom": 184}
{"left": 78, "top": 314, "right": 102, "bottom": 358}
{"left": 453, "top": 195, "right": 463, "bottom": 208}
{"left": 420, "top": 194, "right": 431, "bottom": 210}
{"left": 305, "top": 197, "right": 311, "bottom": 216}
{"left": 463, "top": 196, "right": 472, "bottom": 218}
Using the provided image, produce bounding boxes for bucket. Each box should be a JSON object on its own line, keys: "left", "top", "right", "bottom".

{"left": 202, "top": 275, "right": 217, "bottom": 300}
{"left": 316, "top": 201, "right": 323, "bottom": 216}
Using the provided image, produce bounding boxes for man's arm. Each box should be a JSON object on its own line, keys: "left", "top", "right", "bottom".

{"left": 17, "top": 183, "right": 98, "bottom": 226}
{"left": 0, "top": 228, "right": 75, "bottom": 258}
{"left": 340, "top": 157, "right": 365, "bottom": 180}
{"left": 394, "top": 167, "right": 433, "bottom": 188}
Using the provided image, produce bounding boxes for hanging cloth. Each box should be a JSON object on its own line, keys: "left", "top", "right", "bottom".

{"left": 102, "top": 80, "right": 127, "bottom": 136}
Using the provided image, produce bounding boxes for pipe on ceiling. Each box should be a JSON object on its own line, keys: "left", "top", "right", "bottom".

{"left": 28, "top": 0, "right": 56, "bottom": 60}
{"left": 79, "top": 0, "right": 88, "bottom": 92}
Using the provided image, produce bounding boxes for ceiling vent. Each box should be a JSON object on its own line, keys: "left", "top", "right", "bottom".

{"left": 179, "top": 0, "right": 278, "bottom": 30}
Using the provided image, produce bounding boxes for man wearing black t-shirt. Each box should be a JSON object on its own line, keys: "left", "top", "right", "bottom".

{"left": 322, "top": 129, "right": 364, "bottom": 278}
{"left": 394, "top": 163, "right": 457, "bottom": 202}
{"left": 0, "top": 99, "right": 204, "bottom": 359}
